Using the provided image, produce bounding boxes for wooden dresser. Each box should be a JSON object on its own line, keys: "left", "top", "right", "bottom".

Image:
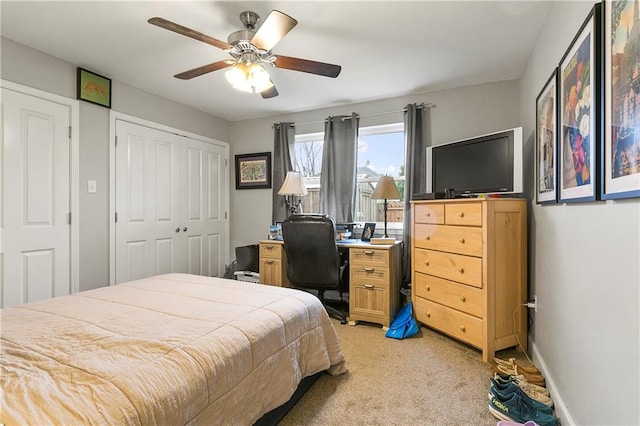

{"left": 411, "top": 198, "right": 527, "bottom": 362}
{"left": 258, "top": 240, "right": 289, "bottom": 287}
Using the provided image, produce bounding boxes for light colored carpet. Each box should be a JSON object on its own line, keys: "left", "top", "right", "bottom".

{"left": 280, "top": 319, "right": 524, "bottom": 426}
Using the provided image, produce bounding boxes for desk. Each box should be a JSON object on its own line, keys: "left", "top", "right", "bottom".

{"left": 258, "top": 239, "right": 402, "bottom": 328}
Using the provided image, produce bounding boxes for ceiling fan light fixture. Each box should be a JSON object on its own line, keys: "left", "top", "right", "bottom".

{"left": 225, "top": 62, "right": 273, "bottom": 94}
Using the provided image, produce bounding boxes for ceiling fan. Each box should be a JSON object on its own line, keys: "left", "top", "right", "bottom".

{"left": 148, "top": 10, "right": 342, "bottom": 99}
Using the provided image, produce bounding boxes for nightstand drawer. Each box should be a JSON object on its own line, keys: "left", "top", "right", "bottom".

{"left": 350, "top": 248, "right": 389, "bottom": 267}
{"left": 445, "top": 203, "right": 482, "bottom": 226}
{"left": 414, "top": 203, "right": 444, "bottom": 224}
{"left": 414, "top": 248, "right": 482, "bottom": 288}
{"left": 260, "top": 242, "right": 283, "bottom": 259}
{"left": 415, "top": 297, "right": 483, "bottom": 348}
{"left": 414, "top": 273, "right": 483, "bottom": 318}
{"left": 414, "top": 223, "right": 483, "bottom": 256}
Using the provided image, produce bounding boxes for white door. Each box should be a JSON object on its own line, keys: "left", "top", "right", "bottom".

{"left": 115, "top": 120, "right": 183, "bottom": 283}
{"left": 182, "top": 138, "right": 227, "bottom": 277}
{"left": 1, "top": 88, "right": 71, "bottom": 308}
{"left": 114, "top": 120, "right": 227, "bottom": 283}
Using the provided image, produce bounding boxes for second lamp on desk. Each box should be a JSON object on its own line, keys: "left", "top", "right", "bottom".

{"left": 371, "top": 175, "right": 401, "bottom": 242}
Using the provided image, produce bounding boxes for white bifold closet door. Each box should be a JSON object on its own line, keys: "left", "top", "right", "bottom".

{"left": 115, "top": 120, "right": 226, "bottom": 284}
{"left": 1, "top": 88, "right": 71, "bottom": 308}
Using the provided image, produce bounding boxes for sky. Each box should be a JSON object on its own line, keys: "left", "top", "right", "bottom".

{"left": 357, "top": 131, "right": 405, "bottom": 177}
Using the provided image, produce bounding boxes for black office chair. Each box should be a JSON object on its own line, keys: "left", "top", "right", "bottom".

{"left": 282, "top": 214, "right": 349, "bottom": 324}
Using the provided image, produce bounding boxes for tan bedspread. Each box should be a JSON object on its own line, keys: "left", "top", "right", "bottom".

{"left": 0, "top": 273, "right": 345, "bottom": 425}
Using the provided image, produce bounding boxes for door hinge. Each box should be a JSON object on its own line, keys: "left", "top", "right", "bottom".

{"left": 68, "top": 212, "right": 72, "bottom": 224}
{"left": 225, "top": 211, "right": 227, "bottom": 219}
{"left": 115, "top": 135, "right": 118, "bottom": 147}
{"left": 225, "top": 159, "right": 228, "bottom": 167}
{"left": 68, "top": 126, "right": 72, "bottom": 139}
{"left": 115, "top": 212, "right": 118, "bottom": 223}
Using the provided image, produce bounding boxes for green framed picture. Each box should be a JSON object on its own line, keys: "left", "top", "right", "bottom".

{"left": 77, "top": 68, "right": 111, "bottom": 108}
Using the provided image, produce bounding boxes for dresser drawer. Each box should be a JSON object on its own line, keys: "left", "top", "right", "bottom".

{"left": 350, "top": 248, "right": 389, "bottom": 267}
{"left": 445, "top": 203, "right": 482, "bottom": 226}
{"left": 413, "top": 223, "right": 483, "bottom": 257}
{"left": 414, "top": 248, "right": 482, "bottom": 288}
{"left": 415, "top": 297, "right": 483, "bottom": 348}
{"left": 351, "top": 266, "right": 388, "bottom": 286}
{"left": 414, "top": 273, "right": 483, "bottom": 318}
{"left": 413, "top": 203, "right": 444, "bottom": 224}
{"left": 260, "top": 242, "right": 283, "bottom": 259}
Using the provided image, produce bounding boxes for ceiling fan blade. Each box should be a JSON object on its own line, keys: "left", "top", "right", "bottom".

{"left": 148, "top": 17, "right": 231, "bottom": 51}
{"left": 261, "top": 85, "right": 279, "bottom": 99}
{"left": 174, "top": 60, "right": 232, "bottom": 80}
{"left": 274, "top": 55, "right": 341, "bottom": 78}
{"left": 251, "top": 10, "right": 298, "bottom": 51}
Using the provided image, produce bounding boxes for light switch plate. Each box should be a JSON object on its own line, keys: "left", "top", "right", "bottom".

{"left": 88, "top": 180, "right": 97, "bottom": 193}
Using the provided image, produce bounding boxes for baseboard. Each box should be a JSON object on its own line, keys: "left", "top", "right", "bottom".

{"left": 530, "top": 341, "right": 577, "bottom": 425}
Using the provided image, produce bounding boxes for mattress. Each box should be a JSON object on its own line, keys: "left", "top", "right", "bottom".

{"left": 0, "top": 273, "right": 346, "bottom": 425}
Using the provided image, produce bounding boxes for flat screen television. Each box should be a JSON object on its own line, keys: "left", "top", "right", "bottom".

{"left": 426, "top": 127, "right": 523, "bottom": 197}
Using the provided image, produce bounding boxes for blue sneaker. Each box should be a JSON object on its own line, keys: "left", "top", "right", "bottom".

{"left": 489, "top": 378, "right": 553, "bottom": 414}
{"left": 488, "top": 391, "right": 557, "bottom": 426}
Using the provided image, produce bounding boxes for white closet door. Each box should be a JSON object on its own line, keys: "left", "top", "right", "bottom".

{"left": 115, "top": 120, "right": 184, "bottom": 283}
{"left": 182, "top": 138, "right": 227, "bottom": 277}
{"left": 1, "top": 88, "right": 71, "bottom": 307}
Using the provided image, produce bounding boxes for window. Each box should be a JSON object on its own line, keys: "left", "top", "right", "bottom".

{"left": 293, "top": 123, "right": 405, "bottom": 234}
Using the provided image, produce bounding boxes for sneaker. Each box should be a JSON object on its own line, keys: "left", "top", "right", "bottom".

{"left": 494, "top": 373, "right": 550, "bottom": 397}
{"left": 494, "top": 357, "right": 541, "bottom": 375}
{"left": 496, "top": 364, "right": 546, "bottom": 387}
{"left": 489, "top": 378, "right": 553, "bottom": 414}
{"left": 496, "top": 421, "right": 539, "bottom": 426}
{"left": 489, "top": 392, "right": 557, "bottom": 426}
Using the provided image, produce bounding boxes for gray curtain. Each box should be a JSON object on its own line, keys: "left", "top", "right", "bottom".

{"left": 319, "top": 113, "right": 359, "bottom": 223}
{"left": 402, "top": 104, "right": 430, "bottom": 287}
{"left": 272, "top": 122, "right": 295, "bottom": 223}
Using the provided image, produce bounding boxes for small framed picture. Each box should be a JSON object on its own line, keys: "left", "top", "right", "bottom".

{"left": 535, "top": 68, "right": 559, "bottom": 204}
{"left": 361, "top": 222, "right": 376, "bottom": 241}
{"left": 77, "top": 68, "right": 111, "bottom": 108}
{"left": 235, "top": 152, "right": 272, "bottom": 189}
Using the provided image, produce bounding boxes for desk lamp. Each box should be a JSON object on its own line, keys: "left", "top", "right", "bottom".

{"left": 371, "top": 175, "right": 401, "bottom": 239}
{"left": 278, "top": 171, "right": 308, "bottom": 216}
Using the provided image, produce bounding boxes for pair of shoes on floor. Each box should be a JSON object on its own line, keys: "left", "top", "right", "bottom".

{"left": 496, "top": 421, "right": 539, "bottom": 426}
{"left": 490, "top": 378, "right": 553, "bottom": 413}
{"left": 494, "top": 357, "right": 541, "bottom": 375}
{"left": 493, "top": 374, "right": 552, "bottom": 404}
{"left": 489, "top": 391, "right": 557, "bottom": 426}
{"left": 494, "top": 363, "right": 546, "bottom": 387}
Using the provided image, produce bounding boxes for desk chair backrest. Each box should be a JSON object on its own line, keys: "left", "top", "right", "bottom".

{"left": 282, "top": 214, "right": 341, "bottom": 289}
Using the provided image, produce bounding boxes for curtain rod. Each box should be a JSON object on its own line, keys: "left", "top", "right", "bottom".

{"left": 272, "top": 102, "right": 436, "bottom": 128}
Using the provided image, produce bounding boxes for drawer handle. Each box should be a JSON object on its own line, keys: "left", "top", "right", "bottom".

{"left": 426, "top": 212, "right": 431, "bottom": 217}
{"left": 459, "top": 238, "right": 465, "bottom": 244}
{"left": 425, "top": 285, "right": 431, "bottom": 291}
{"left": 363, "top": 267, "right": 375, "bottom": 272}
{"left": 363, "top": 250, "right": 375, "bottom": 255}
{"left": 266, "top": 246, "right": 275, "bottom": 250}
{"left": 459, "top": 325, "right": 466, "bottom": 332}
{"left": 265, "top": 260, "right": 275, "bottom": 264}
{"left": 458, "top": 267, "right": 464, "bottom": 274}
{"left": 459, "top": 212, "right": 465, "bottom": 218}
{"left": 460, "top": 296, "right": 466, "bottom": 302}
{"left": 426, "top": 312, "right": 431, "bottom": 318}
{"left": 364, "top": 284, "right": 375, "bottom": 289}
{"left": 425, "top": 236, "right": 431, "bottom": 240}
{"left": 424, "top": 261, "right": 430, "bottom": 266}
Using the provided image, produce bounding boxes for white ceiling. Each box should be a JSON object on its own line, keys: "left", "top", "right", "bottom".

{"left": 1, "top": 1, "right": 550, "bottom": 122}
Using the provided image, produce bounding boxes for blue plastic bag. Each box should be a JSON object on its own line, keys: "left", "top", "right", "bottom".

{"left": 385, "top": 302, "right": 419, "bottom": 339}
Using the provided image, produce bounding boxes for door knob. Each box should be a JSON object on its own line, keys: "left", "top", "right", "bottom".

{"left": 183, "top": 227, "right": 188, "bottom": 232}
{"left": 176, "top": 228, "right": 180, "bottom": 233}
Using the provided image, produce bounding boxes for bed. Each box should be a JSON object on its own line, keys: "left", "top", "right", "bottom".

{"left": 0, "top": 273, "right": 346, "bottom": 425}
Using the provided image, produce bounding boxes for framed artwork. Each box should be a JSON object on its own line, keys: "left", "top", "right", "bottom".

{"left": 558, "top": 3, "right": 602, "bottom": 203}
{"left": 361, "top": 222, "right": 376, "bottom": 241}
{"left": 536, "top": 68, "right": 559, "bottom": 204}
{"left": 601, "top": 0, "right": 640, "bottom": 199}
{"left": 77, "top": 68, "right": 111, "bottom": 108}
{"left": 235, "top": 152, "right": 272, "bottom": 189}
